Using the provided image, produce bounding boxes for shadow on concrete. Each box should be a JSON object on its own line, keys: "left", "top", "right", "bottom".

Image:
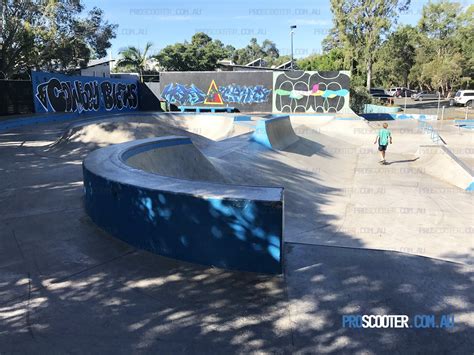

{"left": 385, "top": 158, "right": 420, "bottom": 165}
{"left": 284, "top": 137, "right": 329, "bottom": 157}
{"left": 0, "top": 116, "right": 472, "bottom": 353}
{"left": 285, "top": 243, "right": 474, "bottom": 353}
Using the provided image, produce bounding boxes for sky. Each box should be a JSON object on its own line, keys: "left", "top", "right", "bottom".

{"left": 81, "top": 0, "right": 450, "bottom": 60}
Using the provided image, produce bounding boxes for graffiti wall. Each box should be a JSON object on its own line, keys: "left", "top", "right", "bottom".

{"left": 273, "top": 71, "right": 351, "bottom": 113}
{"left": 159, "top": 71, "right": 273, "bottom": 112}
{"left": 31, "top": 71, "right": 139, "bottom": 114}
{"left": 160, "top": 71, "right": 351, "bottom": 113}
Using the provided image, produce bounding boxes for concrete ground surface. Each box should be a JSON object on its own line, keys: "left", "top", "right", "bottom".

{"left": 0, "top": 113, "right": 473, "bottom": 353}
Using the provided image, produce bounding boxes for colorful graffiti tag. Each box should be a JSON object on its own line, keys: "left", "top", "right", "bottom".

{"left": 204, "top": 80, "right": 224, "bottom": 105}
{"left": 219, "top": 85, "right": 271, "bottom": 104}
{"left": 161, "top": 82, "right": 272, "bottom": 106}
{"left": 161, "top": 83, "right": 205, "bottom": 106}
{"left": 273, "top": 71, "right": 350, "bottom": 113}
{"left": 31, "top": 71, "right": 139, "bottom": 114}
{"left": 159, "top": 71, "right": 351, "bottom": 113}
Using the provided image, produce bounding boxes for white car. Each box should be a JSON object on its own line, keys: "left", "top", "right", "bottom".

{"left": 453, "top": 90, "right": 474, "bottom": 107}
{"left": 385, "top": 87, "right": 404, "bottom": 97}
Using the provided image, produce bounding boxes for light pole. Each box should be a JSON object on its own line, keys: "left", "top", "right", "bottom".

{"left": 290, "top": 25, "right": 296, "bottom": 70}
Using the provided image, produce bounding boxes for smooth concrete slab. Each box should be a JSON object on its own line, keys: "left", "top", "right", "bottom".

{"left": 285, "top": 243, "right": 474, "bottom": 354}
{"left": 0, "top": 112, "right": 473, "bottom": 352}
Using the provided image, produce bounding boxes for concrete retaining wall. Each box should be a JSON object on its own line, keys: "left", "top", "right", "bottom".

{"left": 83, "top": 136, "right": 284, "bottom": 273}
{"left": 160, "top": 70, "right": 352, "bottom": 114}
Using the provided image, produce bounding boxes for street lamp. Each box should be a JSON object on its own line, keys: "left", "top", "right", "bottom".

{"left": 290, "top": 25, "right": 296, "bottom": 70}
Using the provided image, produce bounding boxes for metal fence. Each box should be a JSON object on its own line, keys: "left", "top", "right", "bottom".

{"left": 0, "top": 80, "right": 34, "bottom": 116}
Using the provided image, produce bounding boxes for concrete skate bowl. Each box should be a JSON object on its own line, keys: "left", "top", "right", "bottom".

{"left": 45, "top": 112, "right": 253, "bottom": 158}
{"left": 83, "top": 135, "right": 284, "bottom": 274}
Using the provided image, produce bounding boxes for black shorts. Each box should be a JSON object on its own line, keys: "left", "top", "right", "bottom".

{"left": 378, "top": 145, "right": 388, "bottom": 151}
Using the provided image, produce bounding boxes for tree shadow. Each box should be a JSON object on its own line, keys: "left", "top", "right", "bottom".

{"left": 0, "top": 113, "right": 472, "bottom": 353}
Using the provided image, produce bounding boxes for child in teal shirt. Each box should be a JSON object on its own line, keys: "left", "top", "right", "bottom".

{"left": 374, "top": 122, "right": 392, "bottom": 164}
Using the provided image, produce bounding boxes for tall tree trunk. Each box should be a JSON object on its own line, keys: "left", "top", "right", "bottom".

{"left": 366, "top": 59, "right": 372, "bottom": 91}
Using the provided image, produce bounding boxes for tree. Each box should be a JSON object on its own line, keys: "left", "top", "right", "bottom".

{"left": 231, "top": 38, "right": 280, "bottom": 66}
{"left": 457, "top": 5, "right": 474, "bottom": 88}
{"left": 297, "top": 49, "right": 345, "bottom": 71}
{"left": 372, "top": 25, "right": 417, "bottom": 88}
{"left": 326, "top": 0, "right": 410, "bottom": 90}
{"left": 155, "top": 33, "right": 231, "bottom": 71}
{"left": 116, "top": 42, "right": 153, "bottom": 82}
{"left": 0, "top": 0, "right": 116, "bottom": 77}
{"left": 409, "top": 1, "right": 472, "bottom": 94}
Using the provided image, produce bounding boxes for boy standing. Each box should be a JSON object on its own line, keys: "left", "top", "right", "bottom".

{"left": 374, "top": 122, "right": 392, "bottom": 164}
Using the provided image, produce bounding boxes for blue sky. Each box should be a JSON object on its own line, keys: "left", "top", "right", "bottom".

{"left": 82, "top": 0, "right": 433, "bottom": 59}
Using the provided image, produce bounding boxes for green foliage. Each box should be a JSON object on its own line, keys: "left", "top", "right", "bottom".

{"left": 155, "top": 33, "right": 231, "bottom": 71}
{"left": 408, "top": 1, "right": 473, "bottom": 93}
{"left": 116, "top": 42, "right": 153, "bottom": 81}
{"left": 325, "top": 0, "right": 410, "bottom": 89}
{"left": 350, "top": 86, "right": 373, "bottom": 114}
{"left": 0, "top": 0, "right": 117, "bottom": 77}
{"left": 372, "top": 25, "right": 417, "bottom": 88}
{"left": 297, "top": 49, "right": 345, "bottom": 71}
{"left": 322, "top": 0, "right": 472, "bottom": 92}
{"left": 231, "top": 38, "right": 280, "bottom": 66}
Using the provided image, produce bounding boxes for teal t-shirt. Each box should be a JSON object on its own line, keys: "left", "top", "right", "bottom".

{"left": 378, "top": 128, "right": 391, "bottom": 146}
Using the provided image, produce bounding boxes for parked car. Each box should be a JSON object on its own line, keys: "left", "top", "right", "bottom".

{"left": 386, "top": 87, "right": 404, "bottom": 97}
{"left": 453, "top": 90, "right": 474, "bottom": 107}
{"left": 370, "top": 88, "right": 393, "bottom": 103}
{"left": 396, "top": 88, "right": 416, "bottom": 98}
{"left": 412, "top": 91, "right": 441, "bottom": 101}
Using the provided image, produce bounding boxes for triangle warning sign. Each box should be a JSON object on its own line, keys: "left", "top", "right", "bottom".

{"left": 204, "top": 80, "right": 224, "bottom": 105}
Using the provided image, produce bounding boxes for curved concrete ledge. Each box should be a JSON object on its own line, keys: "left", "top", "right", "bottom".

{"left": 252, "top": 115, "right": 299, "bottom": 150}
{"left": 83, "top": 136, "right": 284, "bottom": 273}
{"left": 416, "top": 145, "right": 474, "bottom": 191}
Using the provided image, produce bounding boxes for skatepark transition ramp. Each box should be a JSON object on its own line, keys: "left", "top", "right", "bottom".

{"left": 416, "top": 145, "right": 474, "bottom": 191}
{"left": 252, "top": 115, "right": 299, "bottom": 150}
{"left": 82, "top": 136, "right": 284, "bottom": 274}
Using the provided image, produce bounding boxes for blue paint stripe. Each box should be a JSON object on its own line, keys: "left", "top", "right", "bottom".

{"left": 454, "top": 120, "right": 474, "bottom": 125}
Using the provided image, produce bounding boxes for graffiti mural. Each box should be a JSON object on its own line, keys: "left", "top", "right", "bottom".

{"left": 161, "top": 83, "right": 206, "bottom": 106}
{"left": 204, "top": 80, "right": 224, "bottom": 105}
{"left": 219, "top": 85, "right": 271, "bottom": 104}
{"left": 159, "top": 71, "right": 273, "bottom": 112}
{"left": 273, "top": 71, "right": 350, "bottom": 113}
{"left": 31, "top": 71, "right": 139, "bottom": 114}
{"left": 161, "top": 82, "right": 272, "bottom": 106}
{"left": 159, "top": 71, "right": 350, "bottom": 113}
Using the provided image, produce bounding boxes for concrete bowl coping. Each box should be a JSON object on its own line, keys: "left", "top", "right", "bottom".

{"left": 83, "top": 136, "right": 284, "bottom": 274}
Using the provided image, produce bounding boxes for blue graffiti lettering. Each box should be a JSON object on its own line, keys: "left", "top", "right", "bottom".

{"left": 218, "top": 85, "right": 271, "bottom": 104}
{"left": 161, "top": 83, "right": 206, "bottom": 105}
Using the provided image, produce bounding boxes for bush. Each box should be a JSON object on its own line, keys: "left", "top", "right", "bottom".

{"left": 350, "top": 86, "right": 373, "bottom": 114}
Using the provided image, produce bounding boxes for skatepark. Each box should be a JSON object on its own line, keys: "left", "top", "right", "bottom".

{"left": 0, "top": 110, "right": 473, "bottom": 353}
